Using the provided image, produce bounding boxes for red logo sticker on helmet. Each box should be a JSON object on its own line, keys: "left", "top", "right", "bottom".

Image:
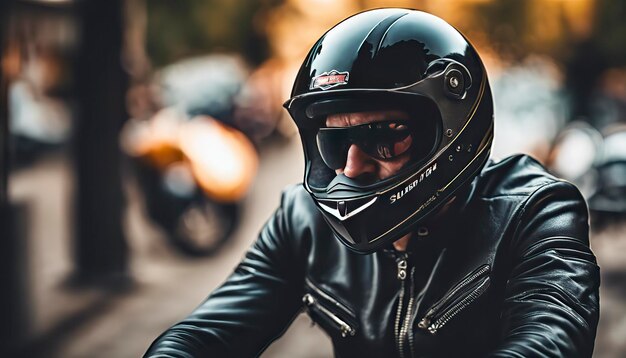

{"left": 310, "top": 70, "right": 350, "bottom": 90}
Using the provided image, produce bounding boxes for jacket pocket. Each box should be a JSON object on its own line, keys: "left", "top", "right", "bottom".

{"left": 303, "top": 278, "right": 357, "bottom": 338}
{"left": 417, "top": 264, "right": 491, "bottom": 334}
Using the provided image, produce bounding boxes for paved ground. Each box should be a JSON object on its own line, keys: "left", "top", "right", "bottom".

{"left": 10, "top": 135, "right": 332, "bottom": 358}
{"left": 8, "top": 133, "right": 626, "bottom": 357}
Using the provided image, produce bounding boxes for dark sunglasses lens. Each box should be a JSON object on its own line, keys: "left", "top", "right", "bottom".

{"left": 316, "top": 121, "right": 416, "bottom": 169}
{"left": 316, "top": 128, "right": 351, "bottom": 170}
{"left": 359, "top": 122, "right": 412, "bottom": 160}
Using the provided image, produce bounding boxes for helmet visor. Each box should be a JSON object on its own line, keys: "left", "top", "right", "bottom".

{"left": 308, "top": 110, "right": 440, "bottom": 190}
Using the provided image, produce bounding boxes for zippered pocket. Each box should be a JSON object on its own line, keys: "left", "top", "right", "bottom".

{"left": 303, "top": 279, "right": 357, "bottom": 338}
{"left": 417, "top": 264, "right": 491, "bottom": 334}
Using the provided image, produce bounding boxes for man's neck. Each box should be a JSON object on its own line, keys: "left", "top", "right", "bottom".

{"left": 392, "top": 233, "right": 412, "bottom": 251}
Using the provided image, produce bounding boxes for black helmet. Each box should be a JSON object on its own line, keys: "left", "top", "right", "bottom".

{"left": 284, "top": 8, "right": 494, "bottom": 253}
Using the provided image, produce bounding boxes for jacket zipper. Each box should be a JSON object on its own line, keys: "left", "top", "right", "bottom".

{"left": 303, "top": 293, "right": 356, "bottom": 337}
{"left": 305, "top": 278, "right": 354, "bottom": 317}
{"left": 417, "top": 265, "right": 491, "bottom": 334}
{"left": 394, "top": 255, "right": 406, "bottom": 358}
{"left": 394, "top": 252, "right": 417, "bottom": 358}
{"left": 403, "top": 266, "right": 417, "bottom": 358}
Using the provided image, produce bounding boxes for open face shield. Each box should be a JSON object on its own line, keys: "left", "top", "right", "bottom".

{"left": 301, "top": 94, "right": 442, "bottom": 192}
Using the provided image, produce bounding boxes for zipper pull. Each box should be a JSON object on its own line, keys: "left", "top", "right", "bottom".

{"left": 418, "top": 317, "right": 439, "bottom": 334}
{"left": 417, "top": 318, "right": 430, "bottom": 330}
{"left": 397, "top": 257, "right": 408, "bottom": 280}
{"left": 417, "top": 308, "right": 436, "bottom": 330}
{"left": 303, "top": 293, "right": 315, "bottom": 306}
{"left": 303, "top": 294, "right": 316, "bottom": 327}
{"left": 340, "top": 324, "right": 354, "bottom": 337}
{"left": 303, "top": 294, "right": 317, "bottom": 327}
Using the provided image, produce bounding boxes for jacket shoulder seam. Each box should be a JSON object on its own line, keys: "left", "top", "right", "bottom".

{"left": 509, "top": 180, "right": 578, "bottom": 240}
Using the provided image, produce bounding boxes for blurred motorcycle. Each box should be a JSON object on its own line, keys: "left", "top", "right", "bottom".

{"left": 122, "top": 108, "right": 258, "bottom": 256}
{"left": 547, "top": 121, "right": 626, "bottom": 226}
{"left": 121, "top": 54, "right": 259, "bottom": 256}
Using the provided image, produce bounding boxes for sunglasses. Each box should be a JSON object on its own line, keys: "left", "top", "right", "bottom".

{"left": 316, "top": 120, "right": 415, "bottom": 170}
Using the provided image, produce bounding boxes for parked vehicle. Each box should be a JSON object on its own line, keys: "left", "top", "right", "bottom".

{"left": 547, "top": 121, "right": 626, "bottom": 226}
{"left": 121, "top": 54, "right": 259, "bottom": 256}
{"left": 122, "top": 108, "right": 258, "bottom": 256}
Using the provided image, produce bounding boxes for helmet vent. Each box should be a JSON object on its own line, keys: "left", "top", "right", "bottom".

{"left": 338, "top": 201, "right": 348, "bottom": 216}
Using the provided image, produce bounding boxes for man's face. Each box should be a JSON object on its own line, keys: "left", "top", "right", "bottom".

{"left": 325, "top": 110, "right": 412, "bottom": 181}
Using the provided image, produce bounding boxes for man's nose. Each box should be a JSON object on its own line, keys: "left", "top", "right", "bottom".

{"left": 342, "top": 144, "right": 376, "bottom": 178}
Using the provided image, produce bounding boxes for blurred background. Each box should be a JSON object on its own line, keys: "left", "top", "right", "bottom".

{"left": 1, "top": 0, "right": 625, "bottom": 357}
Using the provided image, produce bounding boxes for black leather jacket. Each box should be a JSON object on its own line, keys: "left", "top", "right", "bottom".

{"left": 145, "top": 155, "right": 600, "bottom": 357}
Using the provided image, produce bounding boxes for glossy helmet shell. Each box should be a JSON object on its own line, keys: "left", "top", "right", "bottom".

{"left": 284, "top": 8, "right": 494, "bottom": 253}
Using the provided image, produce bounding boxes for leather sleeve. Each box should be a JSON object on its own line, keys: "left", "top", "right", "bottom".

{"left": 144, "top": 188, "right": 305, "bottom": 357}
{"left": 489, "top": 181, "right": 600, "bottom": 357}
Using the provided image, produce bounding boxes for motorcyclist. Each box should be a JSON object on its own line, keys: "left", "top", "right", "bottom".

{"left": 145, "top": 9, "right": 599, "bottom": 357}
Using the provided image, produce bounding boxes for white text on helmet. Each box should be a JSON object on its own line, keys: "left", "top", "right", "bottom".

{"left": 389, "top": 162, "right": 438, "bottom": 204}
